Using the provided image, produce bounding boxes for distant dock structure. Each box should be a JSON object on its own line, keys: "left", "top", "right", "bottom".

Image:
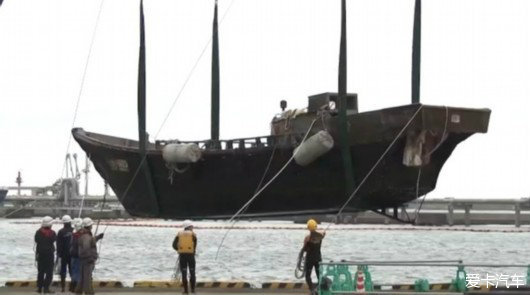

{"left": 313, "top": 197, "right": 530, "bottom": 228}
{"left": 0, "top": 154, "right": 127, "bottom": 219}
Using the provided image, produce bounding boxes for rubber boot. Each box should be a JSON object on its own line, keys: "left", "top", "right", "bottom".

{"left": 182, "top": 279, "right": 189, "bottom": 294}
{"left": 60, "top": 277, "right": 66, "bottom": 292}
{"left": 69, "top": 281, "right": 76, "bottom": 293}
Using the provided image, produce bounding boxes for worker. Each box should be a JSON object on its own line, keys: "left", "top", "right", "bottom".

{"left": 34, "top": 216, "right": 56, "bottom": 294}
{"left": 302, "top": 219, "right": 325, "bottom": 294}
{"left": 76, "top": 217, "right": 104, "bottom": 295}
{"left": 172, "top": 220, "right": 197, "bottom": 294}
{"left": 69, "top": 218, "right": 83, "bottom": 292}
{"left": 57, "top": 215, "right": 73, "bottom": 292}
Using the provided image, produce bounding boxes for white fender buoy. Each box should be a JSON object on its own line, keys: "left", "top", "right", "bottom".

{"left": 162, "top": 143, "right": 202, "bottom": 163}
{"left": 293, "top": 130, "right": 334, "bottom": 166}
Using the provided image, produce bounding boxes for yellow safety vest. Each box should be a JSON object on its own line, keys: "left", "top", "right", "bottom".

{"left": 177, "top": 230, "right": 195, "bottom": 254}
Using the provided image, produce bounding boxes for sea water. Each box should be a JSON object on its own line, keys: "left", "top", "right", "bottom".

{"left": 1, "top": 219, "right": 529, "bottom": 287}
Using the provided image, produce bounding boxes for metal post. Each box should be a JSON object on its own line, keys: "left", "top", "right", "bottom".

{"left": 84, "top": 155, "right": 90, "bottom": 201}
{"left": 447, "top": 203, "right": 454, "bottom": 226}
{"left": 63, "top": 180, "right": 69, "bottom": 206}
{"left": 464, "top": 205, "right": 471, "bottom": 227}
{"left": 16, "top": 171, "right": 22, "bottom": 197}
{"left": 104, "top": 181, "right": 109, "bottom": 198}
{"left": 515, "top": 203, "right": 521, "bottom": 228}
{"left": 400, "top": 206, "right": 407, "bottom": 221}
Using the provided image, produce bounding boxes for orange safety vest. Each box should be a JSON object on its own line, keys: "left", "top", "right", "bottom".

{"left": 176, "top": 230, "right": 195, "bottom": 254}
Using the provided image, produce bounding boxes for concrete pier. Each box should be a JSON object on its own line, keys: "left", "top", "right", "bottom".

{"left": 2, "top": 195, "right": 530, "bottom": 226}
{"left": 308, "top": 198, "right": 530, "bottom": 227}
{"left": 2, "top": 287, "right": 529, "bottom": 295}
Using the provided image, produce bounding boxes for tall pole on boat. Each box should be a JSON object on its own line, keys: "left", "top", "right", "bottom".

{"left": 137, "top": 0, "right": 159, "bottom": 213}
{"left": 411, "top": 0, "right": 421, "bottom": 104}
{"left": 211, "top": 0, "right": 220, "bottom": 144}
{"left": 338, "top": 0, "right": 356, "bottom": 195}
{"left": 138, "top": 0, "right": 147, "bottom": 154}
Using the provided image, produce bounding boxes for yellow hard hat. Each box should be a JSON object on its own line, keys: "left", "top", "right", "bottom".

{"left": 307, "top": 219, "right": 317, "bottom": 231}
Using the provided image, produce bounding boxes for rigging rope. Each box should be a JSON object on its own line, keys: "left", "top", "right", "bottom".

{"left": 85, "top": 0, "right": 239, "bottom": 264}
{"left": 116, "top": 0, "right": 238, "bottom": 206}
{"left": 427, "top": 106, "right": 449, "bottom": 157}
{"left": 325, "top": 105, "right": 425, "bottom": 231}
{"left": 413, "top": 106, "right": 448, "bottom": 223}
{"left": 155, "top": 0, "right": 236, "bottom": 138}
{"left": 60, "top": 0, "right": 106, "bottom": 179}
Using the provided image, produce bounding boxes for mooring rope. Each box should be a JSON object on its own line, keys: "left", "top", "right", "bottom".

{"left": 226, "top": 117, "right": 320, "bottom": 224}
{"left": 214, "top": 144, "right": 278, "bottom": 259}
{"left": 413, "top": 168, "right": 425, "bottom": 224}
{"left": 325, "top": 105, "right": 425, "bottom": 231}
{"left": 215, "top": 116, "right": 321, "bottom": 259}
{"left": 294, "top": 249, "right": 306, "bottom": 279}
{"left": 172, "top": 256, "right": 181, "bottom": 281}
{"left": 59, "top": 0, "right": 106, "bottom": 179}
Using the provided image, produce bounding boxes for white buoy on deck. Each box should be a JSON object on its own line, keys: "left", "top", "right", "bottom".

{"left": 162, "top": 143, "right": 202, "bottom": 163}
{"left": 294, "top": 130, "right": 334, "bottom": 166}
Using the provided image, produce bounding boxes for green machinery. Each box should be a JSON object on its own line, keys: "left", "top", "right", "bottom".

{"left": 316, "top": 261, "right": 528, "bottom": 294}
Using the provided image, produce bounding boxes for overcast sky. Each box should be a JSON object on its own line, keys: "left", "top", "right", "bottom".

{"left": 0, "top": 0, "right": 529, "bottom": 199}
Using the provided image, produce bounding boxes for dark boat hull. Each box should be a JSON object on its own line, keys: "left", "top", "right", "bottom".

{"left": 73, "top": 104, "right": 490, "bottom": 219}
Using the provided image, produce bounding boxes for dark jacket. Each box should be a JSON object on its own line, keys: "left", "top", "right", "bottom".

{"left": 70, "top": 231, "right": 82, "bottom": 258}
{"left": 303, "top": 231, "right": 324, "bottom": 263}
{"left": 35, "top": 227, "right": 57, "bottom": 257}
{"left": 78, "top": 230, "right": 98, "bottom": 263}
{"left": 57, "top": 224, "right": 73, "bottom": 258}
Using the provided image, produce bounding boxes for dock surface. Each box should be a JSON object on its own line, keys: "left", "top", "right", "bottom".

{"left": 2, "top": 289, "right": 530, "bottom": 295}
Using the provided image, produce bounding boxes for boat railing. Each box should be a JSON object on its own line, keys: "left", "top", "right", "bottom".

{"left": 155, "top": 133, "right": 301, "bottom": 151}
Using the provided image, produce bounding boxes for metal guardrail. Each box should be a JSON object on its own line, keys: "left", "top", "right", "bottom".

{"left": 323, "top": 261, "right": 530, "bottom": 268}
{"left": 317, "top": 260, "right": 530, "bottom": 294}
{"left": 155, "top": 133, "right": 305, "bottom": 151}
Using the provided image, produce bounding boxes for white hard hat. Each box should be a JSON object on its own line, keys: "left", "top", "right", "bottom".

{"left": 62, "top": 215, "right": 72, "bottom": 223}
{"left": 73, "top": 218, "right": 83, "bottom": 230}
{"left": 41, "top": 216, "right": 53, "bottom": 227}
{"left": 82, "top": 217, "right": 94, "bottom": 227}
{"left": 182, "top": 219, "right": 193, "bottom": 229}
